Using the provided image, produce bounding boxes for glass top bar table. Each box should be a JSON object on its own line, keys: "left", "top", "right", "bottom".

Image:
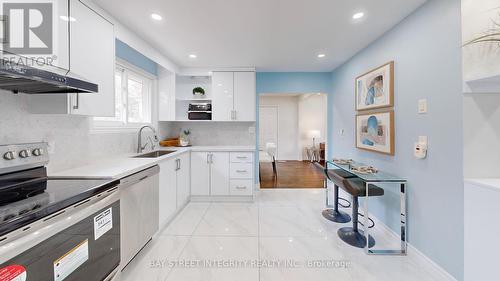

{"left": 325, "top": 160, "right": 407, "bottom": 255}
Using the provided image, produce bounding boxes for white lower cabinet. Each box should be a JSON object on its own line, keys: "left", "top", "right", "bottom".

{"left": 464, "top": 180, "right": 500, "bottom": 281}
{"left": 191, "top": 152, "right": 211, "bottom": 196}
{"left": 210, "top": 152, "right": 230, "bottom": 195}
{"left": 158, "top": 151, "right": 191, "bottom": 229}
{"left": 176, "top": 152, "right": 191, "bottom": 206}
{"left": 191, "top": 151, "right": 254, "bottom": 199}
{"left": 230, "top": 179, "right": 254, "bottom": 196}
{"left": 230, "top": 163, "right": 253, "bottom": 179}
{"left": 158, "top": 159, "right": 177, "bottom": 229}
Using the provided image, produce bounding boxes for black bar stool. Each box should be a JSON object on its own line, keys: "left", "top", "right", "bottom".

{"left": 338, "top": 178, "right": 384, "bottom": 248}
{"left": 322, "top": 169, "right": 356, "bottom": 223}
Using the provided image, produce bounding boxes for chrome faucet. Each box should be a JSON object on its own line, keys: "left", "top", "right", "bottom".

{"left": 137, "top": 125, "right": 159, "bottom": 153}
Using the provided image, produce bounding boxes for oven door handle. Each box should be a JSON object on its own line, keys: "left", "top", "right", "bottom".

{"left": 0, "top": 188, "right": 120, "bottom": 263}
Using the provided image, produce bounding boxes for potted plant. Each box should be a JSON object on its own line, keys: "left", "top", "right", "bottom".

{"left": 192, "top": 87, "right": 205, "bottom": 97}
{"left": 179, "top": 129, "right": 191, "bottom": 146}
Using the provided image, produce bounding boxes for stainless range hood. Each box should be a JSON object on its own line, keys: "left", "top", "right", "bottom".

{"left": 0, "top": 58, "right": 98, "bottom": 94}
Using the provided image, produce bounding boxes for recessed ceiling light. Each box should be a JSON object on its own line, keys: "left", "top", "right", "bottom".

{"left": 317, "top": 54, "right": 326, "bottom": 58}
{"left": 151, "top": 13, "right": 162, "bottom": 21}
{"left": 60, "top": 16, "right": 76, "bottom": 22}
{"left": 352, "top": 12, "right": 364, "bottom": 19}
{"left": 189, "top": 54, "right": 197, "bottom": 59}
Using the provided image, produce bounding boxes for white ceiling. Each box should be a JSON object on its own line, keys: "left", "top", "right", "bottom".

{"left": 93, "top": 0, "right": 426, "bottom": 72}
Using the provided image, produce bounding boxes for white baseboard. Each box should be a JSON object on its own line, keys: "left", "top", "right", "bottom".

{"left": 190, "top": 195, "right": 254, "bottom": 202}
{"left": 407, "top": 242, "right": 458, "bottom": 281}
{"left": 369, "top": 214, "right": 458, "bottom": 281}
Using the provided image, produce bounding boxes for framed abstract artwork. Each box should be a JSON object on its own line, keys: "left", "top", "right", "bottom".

{"left": 356, "top": 110, "right": 395, "bottom": 155}
{"left": 355, "top": 61, "right": 394, "bottom": 111}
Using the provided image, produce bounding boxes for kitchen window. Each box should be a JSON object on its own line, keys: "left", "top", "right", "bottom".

{"left": 93, "top": 60, "right": 154, "bottom": 131}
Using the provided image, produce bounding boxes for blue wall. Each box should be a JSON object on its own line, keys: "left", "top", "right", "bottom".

{"left": 256, "top": 72, "right": 332, "bottom": 94}
{"left": 116, "top": 39, "right": 158, "bottom": 76}
{"left": 330, "top": 0, "right": 463, "bottom": 279}
{"left": 255, "top": 72, "right": 333, "bottom": 182}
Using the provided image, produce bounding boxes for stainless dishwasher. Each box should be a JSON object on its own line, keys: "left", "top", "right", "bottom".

{"left": 119, "top": 165, "right": 160, "bottom": 270}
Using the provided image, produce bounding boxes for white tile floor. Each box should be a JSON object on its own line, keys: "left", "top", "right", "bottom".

{"left": 120, "top": 189, "right": 450, "bottom": 281}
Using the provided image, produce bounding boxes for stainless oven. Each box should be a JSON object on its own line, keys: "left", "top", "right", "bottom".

{"left": 0, "top": 188, "right": 121, "bottom": 281}
{"left": 0, "top": 143, "right": 121, "bottom": 281}
{"left": 188, "top": 103, "right": 212, "bottom": 120}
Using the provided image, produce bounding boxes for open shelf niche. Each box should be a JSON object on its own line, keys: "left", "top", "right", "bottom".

{"left": 175, "top": 75, "right": 212, "bottom": 121}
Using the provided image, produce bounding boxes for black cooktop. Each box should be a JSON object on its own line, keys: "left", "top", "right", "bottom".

{"left": 0, "top": 167, "right": 119, "bottom": 237}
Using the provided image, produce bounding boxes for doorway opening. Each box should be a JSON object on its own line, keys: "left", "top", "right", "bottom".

{"left": 258, "top": 93, "right": 328, "bottom": 188}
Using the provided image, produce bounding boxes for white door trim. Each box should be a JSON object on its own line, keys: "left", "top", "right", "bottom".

{"left": 259, "top": 105, "right": 279, "bottom": 159}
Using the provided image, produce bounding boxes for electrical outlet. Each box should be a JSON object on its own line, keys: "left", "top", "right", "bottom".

{"left": 418, "top": 99, "right": 428, "bottom": 114}
{"left": 47, "top": 141, "right": 56, "bottom": 154}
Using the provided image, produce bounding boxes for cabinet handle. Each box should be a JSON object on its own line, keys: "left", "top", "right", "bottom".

{"left": 236, "top": 170, "right": 247, "bottom": 173}
{"left": 176, "top": 159, "right": 180, "bottom": 171}
{"left": 207, "top": 154, "right": 210, "bottom": 164}
{"left": 72, "top": 93, "right": 79, "bottom": 110}
{"left": 235, "top": 186, "right": 247, "bottom": 190}
{"left": 210, "top": 154, "right": 214, "bottom": 164}
{"left": 234, "top": 110, "right": 237, "bottom": 120}
{"left": 236, "top": 156, "right": 247, "bottom": 159}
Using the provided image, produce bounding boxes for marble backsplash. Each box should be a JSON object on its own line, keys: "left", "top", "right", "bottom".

{"left": 159, "top": 121, "right": 256, "bottom": 146}
{"left": 0, "top": 91, "right": 256, "bottom": 173}
{"left": 0, "top": 91, "right": 137, "bottom": 173}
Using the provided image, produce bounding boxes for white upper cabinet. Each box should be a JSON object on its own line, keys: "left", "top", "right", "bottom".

{"left": 69, "top": 0, "right": 115, "bottom": 116}
{"left": 212, "top": 72, "right": 235, "bottom": 121}
{"left": 28, "top": 0, "right": 115, "bottom": 116}
{"left": 158, "top": 68, "right": 176, "bottom": 121}
{"left": 53, "top": 0, "right": 70, "bottom": 70}
{"left": 158, "top": 70, "right": 255, "bottom": 122}
{"left": 234, "top": 72, "right": 256, "bottom": 121}
{"left": 212, "top": 71, "right": 255, "bottom": 122}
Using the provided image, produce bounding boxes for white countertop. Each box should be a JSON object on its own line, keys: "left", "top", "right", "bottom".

{"left": 189, "top": 146, "right": 256, "bottom": 152}
{"left": 465, "top": 178, "right": 500, "bottom": 192}
{"left": 51, "top": 145, "right": 256, "bottom": 179}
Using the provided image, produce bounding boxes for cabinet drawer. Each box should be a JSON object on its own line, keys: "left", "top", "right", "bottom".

{"left": 230, "top": 163, "right": 254, "bottom": 179}
{"left": 230, "top": 180, "right": 254, "bottom": 196}
{"left": 230, "top": 152, "right": 254, "bottom": 163}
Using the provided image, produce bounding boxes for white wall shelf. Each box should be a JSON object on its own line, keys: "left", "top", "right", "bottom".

{"left": 176, "top": 75, "right": 212, "bottom": 100}
{"left": 464, "top": 74, "right": 500, "bottom": 93}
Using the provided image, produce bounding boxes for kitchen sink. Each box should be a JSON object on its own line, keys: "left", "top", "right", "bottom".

{"left": 133, "top": 150, "right": 176, "bottom": 158}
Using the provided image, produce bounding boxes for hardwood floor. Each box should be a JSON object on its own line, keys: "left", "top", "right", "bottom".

{"left": 259, "top": 160, "right": 325, "bottom": 189}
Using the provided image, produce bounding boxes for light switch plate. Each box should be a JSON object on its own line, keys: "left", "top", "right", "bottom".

{"left": 47, "top": 141, "right": 56, "bottom": 154}
{"left": 418, "top": 99, "right": 428, "bottom": 114}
